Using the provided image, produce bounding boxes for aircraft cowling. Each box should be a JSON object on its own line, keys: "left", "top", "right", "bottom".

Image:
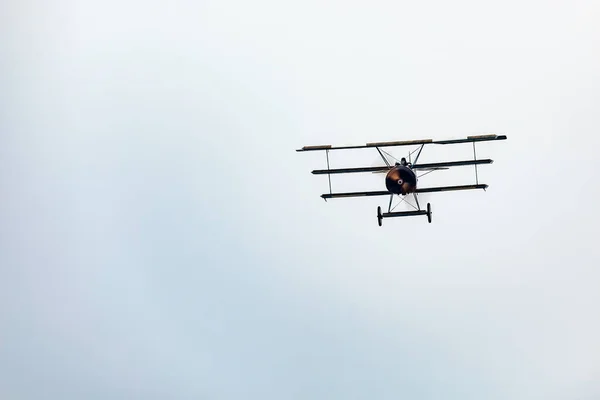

{"left": 385, "top": 165, "right": 417, "bottom": 195}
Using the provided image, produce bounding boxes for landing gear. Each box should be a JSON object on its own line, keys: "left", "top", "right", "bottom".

{"left": 376, "top": 202, "right": 432, "bottom": 225}
{"left": 426, "top": 203, "right": 432, "bottom": 223}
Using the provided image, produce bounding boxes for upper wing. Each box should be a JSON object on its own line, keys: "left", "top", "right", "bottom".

{"left": 297, "top": 134, "right": 506, "bottom": 152}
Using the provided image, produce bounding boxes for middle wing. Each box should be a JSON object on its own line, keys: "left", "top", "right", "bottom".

{"left": 312, "top": 159, "right": 493, "bottom": 175}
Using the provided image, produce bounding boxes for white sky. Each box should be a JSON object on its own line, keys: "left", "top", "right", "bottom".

{"left": 1, "top": 0, "right": 600, "bottom": 399}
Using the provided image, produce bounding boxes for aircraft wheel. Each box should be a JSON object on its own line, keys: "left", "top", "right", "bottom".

{"left": 427, "top": 203, "right": 432, "bottom": 223}
{"left": 377, "top": 206, "right": 383, "bottom": 227}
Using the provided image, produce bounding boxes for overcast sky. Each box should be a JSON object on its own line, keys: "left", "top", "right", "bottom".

{"left": 1, "top": 0, "right": 600, "bottom": 399}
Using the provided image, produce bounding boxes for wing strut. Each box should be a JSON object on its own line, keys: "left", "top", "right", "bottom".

{"left": 412, "top": 144, "right": 425, "bottom": 165}
{"left": 472, "top": 142, "right": 479, "bottom": 185}
{"left": 376, "top": 147, "right": 391, "bottom": 168}
{"left": 326, "top": 149, "right": 332, "bottom": 198}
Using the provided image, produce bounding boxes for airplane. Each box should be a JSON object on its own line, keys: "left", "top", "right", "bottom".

{"left": 297, "top": 134, "right": 507, "bottom": 225}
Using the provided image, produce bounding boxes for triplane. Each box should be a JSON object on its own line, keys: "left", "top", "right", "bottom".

{"left": 297, "top": 134, "right": 507, "bottom": 225}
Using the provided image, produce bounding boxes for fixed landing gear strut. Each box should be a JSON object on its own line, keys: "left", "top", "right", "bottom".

{"left": 377, "top": 202, "right": 432, "bottom": 226}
